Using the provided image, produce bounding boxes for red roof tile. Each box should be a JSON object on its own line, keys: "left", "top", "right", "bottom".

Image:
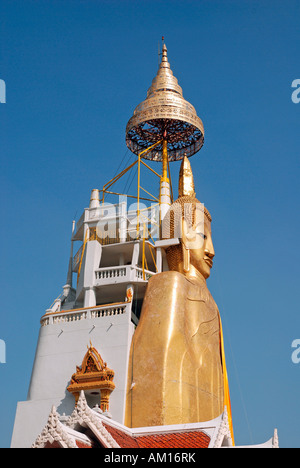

{"left": 136, "top": 431, "right": 210, "bottom": 449}
{"left": 103, "top": 423, "right": 140, "bottom": 448}
{"left": 103, "top": 423, "right": 210, "bottom": 449}
{"left": 76, "top": 440, "right": 92, "bottom": 449}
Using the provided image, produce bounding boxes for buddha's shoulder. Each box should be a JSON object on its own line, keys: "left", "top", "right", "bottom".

{"left": 146, "top": 271, "right": 189, "bottom": 300}
{"left": 186, "top": 277, "right": 214, "bottom": 304}
{"left": 148, "top": 270, "right": 188, "bottom": 286}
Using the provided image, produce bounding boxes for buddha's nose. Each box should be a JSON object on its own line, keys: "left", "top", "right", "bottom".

{"left": 205, "top": 236, "right": 215, "bottom": 259}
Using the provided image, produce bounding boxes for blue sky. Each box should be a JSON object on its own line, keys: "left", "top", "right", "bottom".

{"left": 0, "top": 0, "right": 300, "bottom": 448}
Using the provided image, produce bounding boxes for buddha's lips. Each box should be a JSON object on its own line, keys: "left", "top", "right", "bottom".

{"left": 204, "top": 257, "right": 213, "bottom": 268}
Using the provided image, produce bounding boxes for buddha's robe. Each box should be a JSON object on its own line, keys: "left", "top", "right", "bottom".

{"left": 125, "top": 271, "right": 224, "bottom": 428}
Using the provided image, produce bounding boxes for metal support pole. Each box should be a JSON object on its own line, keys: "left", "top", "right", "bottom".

{"left": 162, "top": 139, "right": 169, "bottom": 182}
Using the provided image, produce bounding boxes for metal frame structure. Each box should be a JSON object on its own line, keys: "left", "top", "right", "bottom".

{"left": 100, "top": 139, "right": 173, "bottom": 238}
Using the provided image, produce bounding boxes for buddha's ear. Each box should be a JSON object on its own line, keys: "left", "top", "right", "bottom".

{"left": 181, "top": 218, "right": 191, "bottom": 273}
{"left": 182, "top": 218, "right": 194, "bottom": 246}
{"left": 182, "top": 217, "right": 204, "bottom": 251}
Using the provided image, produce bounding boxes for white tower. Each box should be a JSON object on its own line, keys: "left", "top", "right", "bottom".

{"left": 11, "top": 188, "right": 158, "bottom": 448}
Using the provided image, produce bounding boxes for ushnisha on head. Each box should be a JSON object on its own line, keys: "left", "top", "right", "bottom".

{"left": 162, "top": 156, "right": 215, "bottom": 280}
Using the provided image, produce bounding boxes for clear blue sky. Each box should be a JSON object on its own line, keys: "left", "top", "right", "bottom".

{"left": 0, "top": 0, "right": 299, "bottom": 448}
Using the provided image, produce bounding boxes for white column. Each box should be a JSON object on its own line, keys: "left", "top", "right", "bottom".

{"left": 89, "top": 189, "right": 100, "bottom": 209}
{"left": 160, "top": 180, "right": 171, "bottom": 222}
{"left": 78, "top": 239, "right": 102, "bottom": 305}
{"left": 119, "top": 198, "right": 127, "bottom": 243}
{"left": 132, "top": 242, "right": 140, "bottom": 266}
{"left": 84, "top": 287, "right": 96, "bottom": 308}
{"left": 156, "top": 247, "right": 162, "bottom": 273}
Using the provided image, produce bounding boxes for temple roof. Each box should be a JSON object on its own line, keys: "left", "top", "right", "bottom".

{"left": 32, "top": 391, "right": 279, "bottom": 449}
{"left": 102, "top": 423, "right": 211, "bottom": 449}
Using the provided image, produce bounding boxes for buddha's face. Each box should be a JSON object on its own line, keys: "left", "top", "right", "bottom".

{"left": 183, "top": 217, "right": 215, "bottom": 280}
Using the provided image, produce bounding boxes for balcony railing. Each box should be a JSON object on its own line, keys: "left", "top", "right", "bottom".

{"left": 95, "top": 266, "right": 127, "bottom": 281}
{"left": 94, "top": 265, "right": 154, "bottom": 285}
{"left": 40, "top": 302, "right": 129, "bottom": 327}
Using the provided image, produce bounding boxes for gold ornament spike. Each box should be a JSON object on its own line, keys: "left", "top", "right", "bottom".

{"left": 178, "top": 155, "right": 196, "bottom": 198}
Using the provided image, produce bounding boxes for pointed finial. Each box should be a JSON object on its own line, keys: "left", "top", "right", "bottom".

{"left": 178, "top": 156, "right": 196, "bottom": 198}
{"left": 160, "top": 42, "right": 168, "bottom": 66}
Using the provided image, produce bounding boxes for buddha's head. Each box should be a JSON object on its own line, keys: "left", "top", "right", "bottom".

{"left": 162, "top": 157, "right": 215, "bottom": 280}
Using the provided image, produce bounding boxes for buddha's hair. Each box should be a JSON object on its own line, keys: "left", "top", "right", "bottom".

{"left": 162, "top": 195, "right": 211, "bottom": 239}
{"left": 162, "top": 195, "right": 212, "bottom": 271}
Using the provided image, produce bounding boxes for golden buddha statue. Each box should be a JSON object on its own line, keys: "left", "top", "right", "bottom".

{"left": 125, "top": 156, "right": 229, "bottom": 429}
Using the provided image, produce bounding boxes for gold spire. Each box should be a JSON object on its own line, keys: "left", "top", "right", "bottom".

{"left": 146, "top": 43, "right": 183, "bottom": 98}
{"left": 126, "top": 42, "right": 204, "bottom": 162}
{"left": 178, "top": 155, "right": 196, "bottom": 198}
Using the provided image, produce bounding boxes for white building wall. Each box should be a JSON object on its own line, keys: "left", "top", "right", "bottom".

{"left": 11, "top": 304, "right": 135, "bottom": 448}
{"left": 11, "top": 197, "right": 158, "bottom": 448}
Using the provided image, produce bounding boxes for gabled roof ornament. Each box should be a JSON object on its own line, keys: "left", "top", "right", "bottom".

{"left": 67, "top": 344, "right": 115, "bottom": 413}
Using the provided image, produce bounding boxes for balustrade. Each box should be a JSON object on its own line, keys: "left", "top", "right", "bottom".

{"left": 95, "top": 266, "right": 127, "bottom": 281}
{"left": 94, "top": 265, "right": 153, "bottom": 284}
{"left": 41, "top": 303, "right": 128, "bottom": 327}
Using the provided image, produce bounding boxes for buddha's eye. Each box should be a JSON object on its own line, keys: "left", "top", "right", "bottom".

{"left": 199, "top": 233, "right": 207, "bottom": 240}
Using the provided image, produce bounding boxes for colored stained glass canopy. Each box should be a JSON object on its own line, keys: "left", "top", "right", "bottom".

{"left": 126, "top": 44, "right": 205, "bottom": 162}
